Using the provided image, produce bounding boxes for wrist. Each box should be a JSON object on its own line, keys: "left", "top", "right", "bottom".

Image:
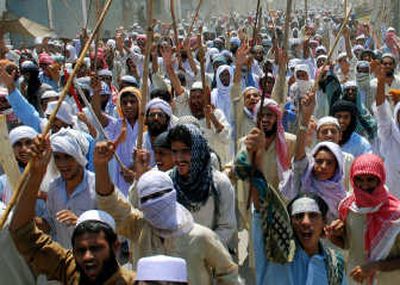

{"left": 6, "top": 82, "right": 15, "bottom": 93}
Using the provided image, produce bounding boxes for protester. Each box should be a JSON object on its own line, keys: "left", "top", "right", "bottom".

{"left": 9, "top": 135, "right": 135, "bottom": 284}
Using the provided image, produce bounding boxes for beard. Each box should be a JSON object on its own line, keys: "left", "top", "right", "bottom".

{"left": 386, "top": 70, "right": 395, "bottom": 77}
{"left": 147, "top": 121, "right": 169, "bottom": 137}
{"left": 263, "top": 122, "right": 277, "bottom": 138}
{"left": 77, "top": 250, "right": 119, "bottom": 284}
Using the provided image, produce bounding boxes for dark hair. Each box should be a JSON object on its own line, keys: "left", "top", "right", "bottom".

{"left": 150, "top": 89, "right": 172, "bottom": 103}
{"left": 167, "top": 125, "right": 192, "bottom": 148}
{"left": 72, "top": 220, "right": 117, "bottom": 247}
{"left": 287, "top": 192, "right": 329, "bottom": 220}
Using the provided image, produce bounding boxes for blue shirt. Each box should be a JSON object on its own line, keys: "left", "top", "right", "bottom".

{"left": 265, "top": 244, "right": 347, "bottom": 285}
{"left": 341, "top": 132, "right": 372, "bottom": 158}
{"left": 7, "top": 88, "right": 96, "bottom": 171}
{"left": 46, "top": 170, "right": 97, "bottom": 249}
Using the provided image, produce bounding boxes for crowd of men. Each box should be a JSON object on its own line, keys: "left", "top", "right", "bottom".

{"left": 0, "top": 4, "right": 400, "bottom": 285}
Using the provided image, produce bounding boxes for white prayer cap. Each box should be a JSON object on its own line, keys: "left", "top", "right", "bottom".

{"left": 76, "top": 210, "right": 116, "bottom": 232}
{"left": 45, "top": 101, "right": 74, "bottom": 126}
{"left": 337, "top": 52, "right": 347, "bottom": 61}
{"left": 136, "top": 255, "right": 188, "bottom": 282}
{"left": 50, "top": 128, "right": 89, "bottom": 167}
{"left": 41, "top": 90, "right": 59, "bottom": 100}
{"left": 98, "top": 69, "right": 112, "bottom": 77}
{"left": 9, "top": 126, "right": 38, "bottom": 146}
{"left": 316, "top": 116, "right": 340, "bottom": 131}
{"left": 190, "top": 81, "right": 203, "bottom": 91}
{"left": 291, "top": 197, "right": 321, "bottom": 216}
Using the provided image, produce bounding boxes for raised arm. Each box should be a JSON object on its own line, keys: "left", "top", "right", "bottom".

{"left": 161, "top": 45, "right": 185, "bottom": 96}
{"left": 294, "top": 91, "right": 315, "bottom": 161}
{"left": 90, "top": 74, "right": 110, "bottom": 127}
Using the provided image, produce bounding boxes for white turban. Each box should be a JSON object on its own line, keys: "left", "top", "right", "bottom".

{"left": 50, "top": 128, "right": 89, "bottom": 167}
{"left": 145, "top": 98, "right": 172, "bottom": 118}
{"left": 45, "top": 101, "right": 74, "bottom": 126}
{"left": 9, "top": 126, "right": 38, "bottom": 146}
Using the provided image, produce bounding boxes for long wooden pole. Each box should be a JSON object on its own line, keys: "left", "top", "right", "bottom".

{"left": 311, "top": 6, "right": 352, "bottom": 92}
{"left": 252, "top": 0, "right": 261, "bottom": 46}
{"left": 0, "top": 0, "right": 114, "bottom": 230}
{"left": 136, "top": 0, "right": 153, "bottom": 149}
{"left": 270, "top": 0, "right": 292, "bottom": 106}
{"left": 170, "top": 0, "right": 182, "bottom": 68}
{"left": 197, "top": 27, "right": 211, "bottom": 129}
{"left": 185, "top": 0, "right": 203, "bottom": 40}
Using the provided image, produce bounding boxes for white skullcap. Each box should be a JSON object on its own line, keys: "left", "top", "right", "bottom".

{"left": 317, "top": 116, "right": 340, "bottom": 131}
{"left": 45, "top": 101, "right": 74, "bottom": 126}
{"left": 9, "top": 126, "right": 38, "bottom": 146}
{"left": 41, "top": 90, "right": 59, "bottom": 100}
{"left": 50, "top": 128, "right": 89, "bottom": 167}
{"left": 76, "top": 210, "right": 116, "bottom": 232}
{"left": 337, "top": 52, "right": 347, "bottom": 61}
{"left": 190, "top": 81, "right": 203, "bottom": 91}
{"left": 98, "top": 69, "right": 112, "bottom": 77}
{"left": 145, "top": 98, "right": 172, "bottom": 118}
{"left": 136, "top": 255, "right": 188, "bottom": 282}
{"left": 291, "top": 197, "right": 321, "bottom": 216}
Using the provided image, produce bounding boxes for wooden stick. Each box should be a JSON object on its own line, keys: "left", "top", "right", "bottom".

{"left": 0, "top": 0, "right": 114, "bottom": 230}
{"left": 0, "top": 115, "right": 21, "bottom": 192}
{"left": 74, "top": 83, "right": 126, "bottom": 169}
{"left": 136, "top": 0, "right": 153, "bottom": 149}
{"left": 252, "top": 0, "right": 261, "bottom": 47}
{"left": 305, "top": 0, "right": 308, "bottom": 23}
{"left": 270, "top": 0, "right": 292, "bottom": 106}
{"left": 185, "top": 0, "right": 203, "bottom": 41}
{"left": 197, "top": 27, "right": 211, "bottom": 129}
{"left": 311, "top": 6, "right": 352, "bottom": 92}
{"left": 170, "top": 0, "right": 182, "bottom": 68}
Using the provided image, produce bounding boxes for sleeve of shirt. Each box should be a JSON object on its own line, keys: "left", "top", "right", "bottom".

{"left": 7, "top": 88, "right": 43, "bottom": 132}
{"left": 173, "top": 89, "right": 190, "bottom": 116}
{"left": 203, "top": 229, "right": 241, "bottom": 285}
{"left": 280, "top": 156, "right": 309, "bottom": 201}
{"left": 10, "top": 221, "right": 77, "bottom": 283}
{"left": 202, "top": 109, "right": 231, "bottom": 142}
{"left": 213, "top": 171, "right": 237, "bottom": 247}
{"left": 96, "top": 189, "right": 144, "bottom": 241}
{"left": 375, "top": 101, "right": 393, "bottom": 139}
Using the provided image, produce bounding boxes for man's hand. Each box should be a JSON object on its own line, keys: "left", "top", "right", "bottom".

{"left": 300, "top": 90, "right": 316, "bottom": 125}
{"left": 324, "top": 219, "right": 346, "bottom": 248}
{"left": 94, "top": 141, "right": 115, "bottom": 167}
{"left": 350, "top": 262, "right": 379, "bottom": 283}
{"left": 236, "top": 44, "right": 251, "bottom": 67}
{"left": 56, "top": 209, "right": 78, "bottom": 226}
{"left": 0, "top": 63, "right": 17, "bottom": 92}
{"left": 160, "top": 45, "right": 174, "bottom": 67}
{"left": 245, "top": 128, "right": 264, "bottom": 152}
{"left": 120, "top": 166, "right": 135, "bottom": 184}
{"left": 28, "top": 134, "right": 52, "bottom": 174}
{"left": 133, "top": 148, "right": 151, "bottom": 180}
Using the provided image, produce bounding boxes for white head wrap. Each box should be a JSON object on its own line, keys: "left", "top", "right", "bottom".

{"left": 291, "top": 197, "right": 321, "bottom": 216}
{"left": 136, "top": 255, "right": 188, "bottom": 282}
{"left": 317, "top": 116, "right": 340, "bottom": 131}
{"left": 137, "top": 170, "right": 178, "bottom": 231}
{"left": 9, "top": 126, "right": 38, "bottom": 146}
{"left": 45, "top": 101, "right": 74, "bottom": 126}
{"left": 66, "top": 44, "right": 77, "bottom": 63}
{"left": 50, "top": 128, "right": 89, "bottom": 167}
{"left": 76, "top": 210, "right": 116, "bottom": 232}
{"left": 145, "top": 98, "right": 172, "bottom": 118}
